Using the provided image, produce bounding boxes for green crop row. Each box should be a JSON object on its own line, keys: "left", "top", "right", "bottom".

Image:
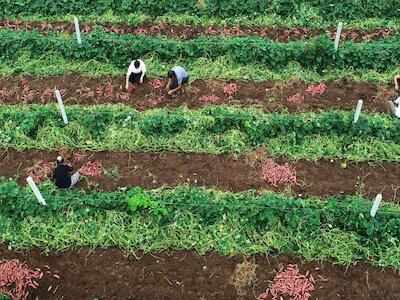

{"left": 1, "top": 29, "right": 400, "bottom": 71}
{"left": 5, "top": 13, "right": 400, "bottom": 31}
{"left": 1, "top": 104, "right": 400, "bottom": 160}
{"left": 0, "top": 0, "right": 398, "bottom": 20}
{"left": 2, "top": 52, "right": 400, "bottom": 83}
{"left": 3, "top": 211, "right": 400, "bottom": 269}
{"left": 1, "top": 178, "right": 400, "bottom": 267}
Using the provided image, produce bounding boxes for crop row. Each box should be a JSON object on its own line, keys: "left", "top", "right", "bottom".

{"left": 1, "top": 30, "right": 400, "bottom": 71}
{"left": 1, "top": 178, "right": 399, "bottom": 255}
{"left": 0, "top": 19, "right": 395, "bottom": 43}
{"left": 0, "top": 0, "right": 398, "bottom": 19}
{"left": 1, "top": 104, "right": 399, "bottom": 160}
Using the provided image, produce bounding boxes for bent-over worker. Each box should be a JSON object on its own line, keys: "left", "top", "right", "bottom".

{"left": 53, "top": 156, "right": 80, "bottom": 189}
{"left": 166, "top": 66, "right": 189, "bottom": 96}
{"left": 386, "top": 74, "right": 400, "bottom": 118}
{"left": 125, "top": 59, "right": 147, "bottom": 90}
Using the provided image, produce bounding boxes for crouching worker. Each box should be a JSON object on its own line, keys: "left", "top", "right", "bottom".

{"left": 166, "top": 66, "right": 189, "bottom": 96}
{"left": 386, "top": 74, "right": 400, "bottom": 118}
{"left": 125, "top": 59, "right": 147, "bottom": 91}
{"left": 53, "top": 156, "right": 80, "bottom": 189}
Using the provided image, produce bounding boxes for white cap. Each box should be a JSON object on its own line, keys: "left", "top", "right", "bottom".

{"left": 56, "top": 156, "right": 63, "bottom": 163}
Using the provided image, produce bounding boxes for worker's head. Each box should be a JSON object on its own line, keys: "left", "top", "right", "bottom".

{"left": 167, "top": 70, "right": 176, "bottom": 79}
{"left": 56, "top": 156, "right": 64, "bottom": 165}
{"left": 134, "top": 60, "right": 140, "bottom": 69}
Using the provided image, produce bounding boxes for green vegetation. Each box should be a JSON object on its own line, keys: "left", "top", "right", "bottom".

{"left": 2, "top": 52, "right": 399, "bottom": 83}
{"left": 5, "top": 13, "right": 400, "bottom": 30}
{"left": 1, "top": 30, "right": 399, "bottom": 71}
{"left": 1, "top": 105, "right": 400, "bottom": 160}
{"left": 1, "top": 179, "right": 400, "bottom": 269}
{"left": 0, "top": 0, "right": 398, "bottom": 20}
{"left": 3, "top": 178, "right": 400, "bottom": 243}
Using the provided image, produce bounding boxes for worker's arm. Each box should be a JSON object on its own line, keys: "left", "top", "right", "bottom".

{"left": 125, "top": 73, "right": 130, "bottom": 90}
{"left": 165, "top": 78, "right": 172, "bottom": 92}
{"left": 168, "top": 84, "right": 182, "bottom": 95}
{"left": 140, "top": 64, "right": 146, "bottom": 84}
{"left": 394, "top": 75, "right": 400, "bottom": 91}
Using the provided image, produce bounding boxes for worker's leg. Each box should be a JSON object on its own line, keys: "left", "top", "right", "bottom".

{"left": 69, "top": 172, "right": 80, "bottom": 188}
{"left": 386, "top": 101, "right": 396, "bottom": 117}
{"left": 177, "top": 76, "right": 189, "bottom": 95}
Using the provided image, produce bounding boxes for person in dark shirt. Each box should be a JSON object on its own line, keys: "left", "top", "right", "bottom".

{"left": 53, "top": 156, "right": 80, "bottom": 188}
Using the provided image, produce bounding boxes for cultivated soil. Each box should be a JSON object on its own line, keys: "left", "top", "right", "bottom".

{"left": 1, "top": 246, "right": 399, "bottom": 300}
{"left": 1, "top": 149, "right": 399, "bottom": 202}
{"left": 0, "top": 20, "right": 395, "bottom": 42}
{"left": 0, "top": 76, "right": 394, "bottom": 113}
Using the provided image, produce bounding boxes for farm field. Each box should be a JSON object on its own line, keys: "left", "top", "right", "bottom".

{"left": 0, "top": 1, "right": 400, "bottom": 300}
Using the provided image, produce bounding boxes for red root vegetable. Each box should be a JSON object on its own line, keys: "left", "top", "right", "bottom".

{"left": 259, "top": 264, "right": 315, "bottom": 300}
{"left": 27, "top": 160, "right": 55, "bottom": 182}
{"left": 149, "top": 79, "right": 165, "bottom": 89}
{"left": 199, "top": 94, "right": 222, "bottom": 103}
{"left": 224, "top": 83, "right": 238, "bottom": 100}
{"left": 0, "top": 259, "right": 42, "bottom": 300}
{"left": 306, "top": 83, "right": 327, "bottom": 96}
{"left": 79, "top": 161, "right": 103, "bottom": 176}
{"left": 261, "top": 159, "right": 297, "bottom": 187}
{"left": 73, "top": 151, "right": 87, "bottom": 162}
{"left": 287, "top": 93, "right": 304, "bottom": 104}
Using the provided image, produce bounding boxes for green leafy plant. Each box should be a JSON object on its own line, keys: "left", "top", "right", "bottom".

{"left": 0, "top": 29, "right": 399, "bottom": 71}
{"left": 0, "top": 0, "right": 397, "bottom": 19}
{"left": 127, "top": 191, "right": 167, "bottom": 218}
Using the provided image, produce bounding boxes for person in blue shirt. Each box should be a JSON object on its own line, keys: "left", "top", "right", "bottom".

{"left": 166, "top": 66, "right": 189, "bottom": 96}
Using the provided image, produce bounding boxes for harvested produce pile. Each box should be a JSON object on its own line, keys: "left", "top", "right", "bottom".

{"left": 306, "top": 83, "right": 327, "bottom": 96}
{"left": 259, "top": 264, "right": 315, "bottom": 300}
{"left": 261, "top": 159, "right": 297, "bottom": 187}
{"left": 199, "top": 94, "right": 221, "bottom": 103}
{"left": 0, "top": 259, "right": 42, "bottom": 300}
{"left": 287, "top": 93, "right": 304, "bottom": 104}
{"left": 27, "top": 160, "right": 54, "bottom": 182}
{"left": 79, "top": 162, "right": 103, "bottom": 176}
{"left": 224, "top": 83, "right": 238, "bottom": 100}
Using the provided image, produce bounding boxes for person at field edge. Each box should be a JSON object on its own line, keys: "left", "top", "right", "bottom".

{"left": 125, "top": 59, "right": 147, "bottom": 91}
{"left": 53, "top": 156, "right": 80, "bottom": 189}
{"left": 386, "top": 74, "right": 400, "bottom": 118}
{"left": 166, "top": 66, "right": 189, "bottom": 96}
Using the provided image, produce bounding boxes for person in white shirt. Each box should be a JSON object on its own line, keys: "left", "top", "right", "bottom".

{"left": 387, "top": 75, "right": 400, "bottom": 118}
{"left": 125, "top": 59, "right": 146, "bottom": 90}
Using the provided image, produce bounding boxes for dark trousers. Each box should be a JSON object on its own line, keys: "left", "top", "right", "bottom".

{"left": 171, "top": 76, "right": 189, "bottom": 89}
{"left": 129, "top": 72, "right": 146, "bottom": 84}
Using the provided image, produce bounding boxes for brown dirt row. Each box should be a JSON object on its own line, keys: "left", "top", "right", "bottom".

{"left": 1, "top": 148, "right": 399, "bottom": 202}
{"left": 0, "top": 76, "right": 395, "bottom": 113}
{"left": 0, "top": 19, "right": 395, "bottom": 42}
{"left": 1, "top": 246, "right": 399, "bottom": 300}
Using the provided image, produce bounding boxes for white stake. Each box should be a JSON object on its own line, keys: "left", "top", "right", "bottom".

{"left": 370, "top": 194, "right": 382, "bottom": 217}
{"left": 27, "top": 176, "right": 47, "bottom": 205}
{"left": 54, "top": 88, "right": 68, "bottom": 124}
{"left": 334, "top": 22, "right": 343, "bottom": 52}
{"left": 353, "top": 99, "right": 363, "bottom": 123}
{"left": 74, "top": 17, "right": 82, "bottom": 45}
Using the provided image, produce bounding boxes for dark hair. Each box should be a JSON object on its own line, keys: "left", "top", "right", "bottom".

{"left": 167, "top": 70, "right": 176, "bottom": 79}
{"left": 134, "top": 60, "right": 140, "bottom": 68}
